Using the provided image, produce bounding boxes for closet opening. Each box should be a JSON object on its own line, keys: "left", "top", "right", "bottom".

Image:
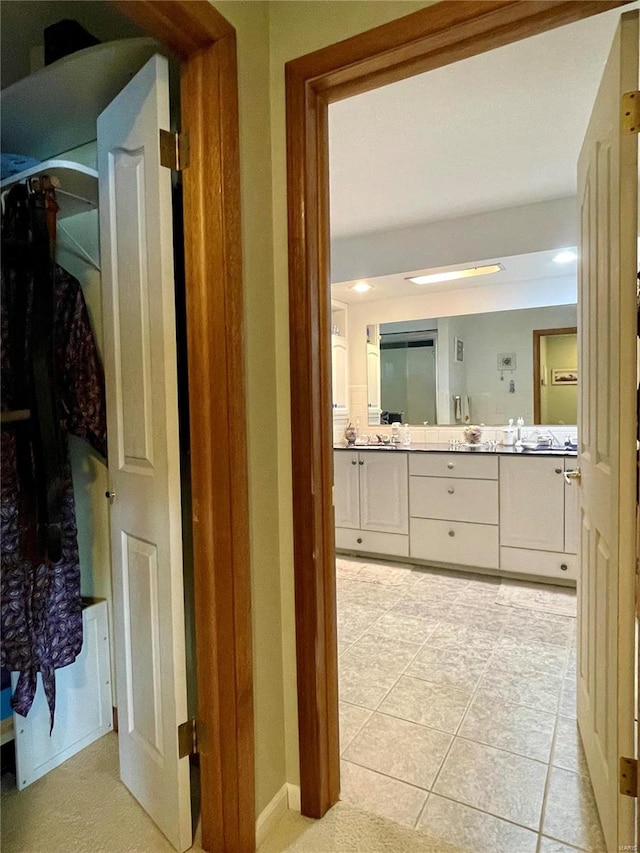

{"left": 0, "top": 2, "right": 255, "bottom": 850}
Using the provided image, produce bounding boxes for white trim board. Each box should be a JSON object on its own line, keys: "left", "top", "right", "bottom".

{"left": 255, "top": 783, "right": 302, "bottom": 848}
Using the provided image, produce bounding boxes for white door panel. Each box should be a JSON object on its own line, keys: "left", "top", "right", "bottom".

{"left": 577, "top": 11, "right": 638, "bottom": 852}
{"left": 98, "top": 54, "right": 191, "bottom": 852}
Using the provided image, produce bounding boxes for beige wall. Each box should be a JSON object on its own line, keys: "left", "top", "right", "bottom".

{"left": 213, "top": 0, "right": 434, "bottom": 816}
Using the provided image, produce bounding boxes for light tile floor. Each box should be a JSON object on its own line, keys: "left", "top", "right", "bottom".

{"left": 336, "top": 556, "right": 606, "bottom": 853}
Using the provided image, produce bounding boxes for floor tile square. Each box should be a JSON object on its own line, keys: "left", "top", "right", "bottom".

{"left": 442, "top": 603, "right": 511, "bottom": 633}
{"left": 426, "top": 623, "right": 498, "bottom": 655}
{"left": 552, "top": 716, "right": 589, "bottom": 775}
{"left": 433, "top": 738, "right": 547, "bottom": 830}
{"left": 494, "top": 637, "right": 569, "bottom": 676}
{"left": 343, "top": 632, "right": 422, "bottom": 673}
{"left": 379, "top": 676, "right": 471, "bottom": 733}
{"left": 459, "top": 690, "right": 555, "bottom": 761}
{"left": 339, "top": 702, "right": 373, "bottom": 754}
{"left": 368, "top": 611, "right": 439, "bottom": 644}
{"left": 503, "top": 610, "right": 574, "bottom": 647}
{"left": 338, "top": 660, "right": 401, "bottom": 709}
{"left": 337, "top": 603, "right": 385, "bottom": 645}
{"left": 480, "top": 660, "right": 563, "bottom": 713}
{"left": 343, "top": 712, "right": 452, "bottom": 789}
{"left": 339, "top": 760, "right": 428, "bottom": 828}
{"left": 542, "top": 766, "right": 605, "bottom": 850}
{"left": 417, "top": 794, "right": 538, "bottom": 853}
{"left": 538, "top": 838, "right": 583, "bottom": 852}
{"left": 407, "top": 646, "right": 490, "bottom": 691}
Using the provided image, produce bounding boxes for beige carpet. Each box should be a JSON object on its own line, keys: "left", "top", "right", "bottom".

{"left": 260, "top": 804, "right": 462, "bottom": 852}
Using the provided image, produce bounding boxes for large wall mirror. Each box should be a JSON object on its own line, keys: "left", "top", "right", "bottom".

{"left": 367, "top": 303, "right": 577, "bottom": 427}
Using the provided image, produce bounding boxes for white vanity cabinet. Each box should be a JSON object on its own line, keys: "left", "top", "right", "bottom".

{"left": 334, "top": 450, "right": 409, "bottom": 556}
{"left": 500, "top": 455, "right": 577, "bottom": 581}
{"left": 409, "top": 453, "right": 499, "bottom": 569}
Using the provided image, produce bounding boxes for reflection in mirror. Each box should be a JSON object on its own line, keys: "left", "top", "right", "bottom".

{"left": 368, "top": 304, "right": 577, "bottom": 426}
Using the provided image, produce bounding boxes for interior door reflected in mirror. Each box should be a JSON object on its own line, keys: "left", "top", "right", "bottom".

{"left": 366, "top": 304, "right": 577, "bottom": 426}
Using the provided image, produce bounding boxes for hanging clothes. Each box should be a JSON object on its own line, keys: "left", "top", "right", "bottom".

{"left": 1, "top": 184, "right": 107, "bottom": 727}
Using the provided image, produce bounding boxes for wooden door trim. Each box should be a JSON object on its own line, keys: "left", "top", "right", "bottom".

{"left": 286, "top": 0, "right": 631, "bottom": 819}
{"left": 533, "top": 326, "right": 578, "bottom": 422}
{"left": 110, "top": 3, "right": 253, "bottom": 851}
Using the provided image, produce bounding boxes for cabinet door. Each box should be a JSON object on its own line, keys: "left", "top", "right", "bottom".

{"left": 499, "top": 457, "right": 564, "bottom": 551}
{"left": 331, "top": 336, "right": 348, "bottom": 411}
{"left": 333, "top": 451, "right": 360, "bottom": 528}
{"left": 563, "top": 458, "right": 578, "bottom": 554}
{"left": 360, "top": 452, "right": 408, "bottom": 534}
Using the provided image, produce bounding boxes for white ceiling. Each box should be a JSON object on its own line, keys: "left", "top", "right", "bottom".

{"left": 328, "top": 4, "right": 638, "bottom": 239}
{"left": 331, "top": 249, "right": 576, "bottom": 304}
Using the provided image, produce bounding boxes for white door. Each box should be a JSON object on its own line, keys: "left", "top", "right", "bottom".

{"left": 98, "top": 54, "right": 192, "bottom": 852}
{"left": 576, "top": 11, "right": 638, "bottom": 852}
{"left": 367, "top": 341, "right": 381, "bottom": 425}
{"left": 360, "top": 452, "right": 408, "bottom": 534}
{"left": 331, "top": 335, "right": 348, "bottom": 412}
{"left": 334, "top": 451, "right": 360, "bottom": 528}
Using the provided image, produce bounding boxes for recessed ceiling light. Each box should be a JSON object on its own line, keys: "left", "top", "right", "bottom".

{"left": 553, "top": 249, "right": 577, "bottom": 264}
{"left": 350, "top": 281, "right": 373, "bottom": 293}
{"left": 407, "top": 263, "right": 504, "bottom": 285}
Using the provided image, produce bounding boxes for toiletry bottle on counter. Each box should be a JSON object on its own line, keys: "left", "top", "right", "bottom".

{"left": 391, "top": 422, "right": 401, "bottom": 444}
{"left": 402, "top": 424, "right": 412, "bottom": 446}
{"left": 502, "top": 418, "right": 515, "bottom": 446}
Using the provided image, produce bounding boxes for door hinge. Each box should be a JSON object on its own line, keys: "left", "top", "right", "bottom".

{"left": 620, "top": 756, "right": 638, "bottom": 797}
{"left": 159, "top": 129, "right": 190, "bottom": 171}
{"left": 178, "top": 717, "right": 199, "bottom": 758}
{"left": 622, "top": 91, "right": 640, "bottom": 134}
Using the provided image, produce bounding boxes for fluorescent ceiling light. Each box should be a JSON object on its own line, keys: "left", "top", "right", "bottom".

{"left": 407, "top": 263, "right": 503, "bottom": 285}
{"left": 553, "top": 249, "right": 577, "bottom": 264}
{"left": 350, "top": 281, "right": 373, "bottom": 293}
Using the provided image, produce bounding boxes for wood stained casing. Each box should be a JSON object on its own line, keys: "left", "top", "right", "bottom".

{"left": 285, "top": 0, "right": 632, "bottom": 821}
{"left": 109, "top": 3, "right": 254, "bottom": 851}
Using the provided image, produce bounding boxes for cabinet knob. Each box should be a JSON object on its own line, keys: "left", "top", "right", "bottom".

{"left": 447, "top": 487, "right": 455, "bottom": 495}
{"left": 359, "top": 459, "right": 364, "bottom": 465}
{"left": 351, "top": 459, "right": 357, "bottom": 465}
{"left": 555, "top": 467, "right": 563, "bottom": 474}
{"left": 448, "top": 530, "right": 455, "bottom": 537}
{"left": 105, "top": 490, "right": 116, "bottom": 503}
{"left": 356, "top": 537, "right": 363, "bottom": 544}
{"left": 447, "top": 462, "right": 454, "bottom": 469}
{"left": 560, "top": 563, "right": 568, "bottom": 571}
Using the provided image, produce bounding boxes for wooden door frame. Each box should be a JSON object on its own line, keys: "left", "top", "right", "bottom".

{"left": 285, "top": 0, "right": 632, "bottom": 819}
{"left": 110, "top": 3, "right": 253, "bottom": 851}
{"left": 533, "top": 325, "right": 578, "bottom": 422}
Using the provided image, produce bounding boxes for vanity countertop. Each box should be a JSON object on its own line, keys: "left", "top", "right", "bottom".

{"left": 334, "top": 442, "right": 578, "bottom": 457}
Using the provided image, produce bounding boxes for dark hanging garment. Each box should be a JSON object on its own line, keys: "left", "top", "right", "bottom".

{"left": 1, "top": 238, "right": 107, "bottom": 725}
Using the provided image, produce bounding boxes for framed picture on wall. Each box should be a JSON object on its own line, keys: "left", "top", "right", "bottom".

{"left": 497, "top": 352, "right": 516, "bottom": 370}
{"left": 454, "top": 337, "right": 464, "bottom": 363}
{"left": 551, "top": 368, "right": 578, "bottom": 385}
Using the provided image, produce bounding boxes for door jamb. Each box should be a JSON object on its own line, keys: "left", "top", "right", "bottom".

{"left": 533, "top": 325, "right": 578, "bottom": 422}
{"left": 285, "top": 0, "right": 632, "bottom": 819}
{"left": 109, "top": 3, "right": 254, "bottom": 851}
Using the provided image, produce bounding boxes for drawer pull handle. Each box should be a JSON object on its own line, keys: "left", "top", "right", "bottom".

{"left": 351, "top": 459, "right": 357, "bottom": 465}
{"left": 447, "top": 462, "right": 454, "bottom": 469}
{"left": 448, "top": 487, "right": 455, "bottom": 494}
{"left": 357, "top": 537, "right": 363, "bottom": 544}
{"left": 555, "top": 467, "right": 563, "bottom": 474}
{"left": 560, "top": 563, "right": 568, "bottom": 571}
{"left": 448, "top": 530, "right": 455, "bottom": 537}
{"left": 359, "top": 459, "right": 364, "bottom": 465}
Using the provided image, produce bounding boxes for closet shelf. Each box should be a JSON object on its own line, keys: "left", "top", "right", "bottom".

{"left": 1, "top": 37, "right": 161, "bottom": 162}
{"left": 1, "top": 160, "right": 98, "bottom": 220}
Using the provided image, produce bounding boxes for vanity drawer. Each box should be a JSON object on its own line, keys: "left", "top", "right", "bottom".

{"left": 410, "top": 518, "right": 499, "bottom": 569}
{"left": 410, "top": 476, "right": 498, "bottom": 525}
{"left": 335, "top": 527, "right": 409, "bottom": 558}
{"left": 500, "top": 547, "right": 577, "bottom": 582}
{"left": 409, "top": 453, "right": 498, "bottom": 480}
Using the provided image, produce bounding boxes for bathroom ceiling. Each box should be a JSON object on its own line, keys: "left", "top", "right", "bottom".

{"left": 328, "top": 3, "right": 639, "bottom": 239}
{"left": 331, "top": 249, "right": 577, "bottom": 304}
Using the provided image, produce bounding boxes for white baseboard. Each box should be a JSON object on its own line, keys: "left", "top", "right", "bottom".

{"left": 255, "top": 782, "right": 302, "bottom": 847}
{"left": 286, "top": 783, "right": 301, "bottom": 812}
{"left": 256, "top": 784, "right": 289, "bottom": 848}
